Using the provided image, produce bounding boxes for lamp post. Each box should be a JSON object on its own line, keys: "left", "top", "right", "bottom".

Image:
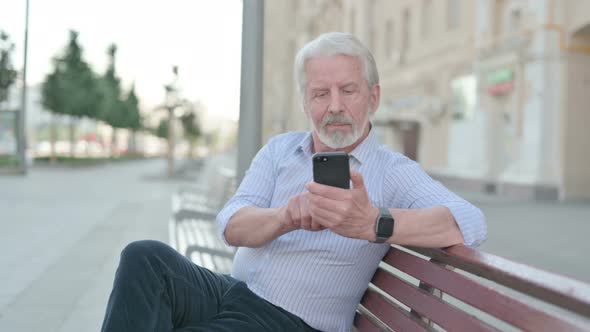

{"left": 237, "top": 0, "right": 264, "bottom": 184}
{"left": 164, "top": 66, "right": 179, "bottom": 177}
{"left": 17, "top": 0, "right": 30, "bottom": 174}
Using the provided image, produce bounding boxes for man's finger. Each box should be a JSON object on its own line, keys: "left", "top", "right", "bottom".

{"left": 309, "top": 202, "right": 341, "bottom": 228}
{"left": 305, "top": 181, "right": 348, "bottom": 200}
{"left": 350, "top": 169, "right": 365, "bottom": 190}
{"left": 310, "top": 220, "right": 325, "bottom": 231}
{"left": 308, "top": 193, "right": 345, "bottom": 215}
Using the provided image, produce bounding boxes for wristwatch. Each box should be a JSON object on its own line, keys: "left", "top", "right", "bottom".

{"left": 373, "top": 208, "right": 395, "bottom": 243}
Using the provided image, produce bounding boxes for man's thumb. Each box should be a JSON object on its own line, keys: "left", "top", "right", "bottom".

{"left": 350, "top": 169, "right": 365, "bottom": 189}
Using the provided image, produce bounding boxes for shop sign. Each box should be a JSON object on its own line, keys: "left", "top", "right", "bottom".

{"left": 487, "top": 68, "right": 515, "bottom": 96}
{"left": 487, "top": 81, "right": 515, "bottom": 96}
{"left": 487, "top": 68, "right": 514, "bottom": 84}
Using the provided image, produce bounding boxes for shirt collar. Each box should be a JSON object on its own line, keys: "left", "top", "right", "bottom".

{"left": 296, "top": 132, "right": 315, "bottom": 158}
{"left": 348, "top": 127, "right": 378, "bottom": 165}
{"left": 296, "top": 124, "right": 379, "bottom": 165}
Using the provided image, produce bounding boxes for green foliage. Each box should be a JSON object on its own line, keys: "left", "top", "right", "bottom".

{"left": 155, "top": 118, "right": 169, "bottom": 139}
{"left": 0, "top": 155, "right": 19, "bottom": 167}
{"left": 41, "top": 30, "right": 102, "bottom": 119}
{"left": 180, "top": 110, "right": 201, "bottom": 141}
{"left": 98, "top": 44, "right": 126, "bottom": 128}
{"left": 122, "top": 84, "right": 142, "bottom": 130}
{"left": 98, "top": 44, "right": 142, "bottom": 132}
{"left": 41, "top": 34, "right": 143, "bottom": 130}
{"left": 0, "top": 31, "right": 17, "bottom": 106}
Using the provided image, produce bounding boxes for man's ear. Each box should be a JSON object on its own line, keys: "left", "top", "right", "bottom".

{"left": 369, "top": 84, "right": 381, "bottom": 115}
{"left": 301, "top": 100, "right": 310, "bottom": 116}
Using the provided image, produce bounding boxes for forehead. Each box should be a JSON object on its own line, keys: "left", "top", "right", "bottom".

{"left": 304, "top": 55, "right": 364, "bottom": 88}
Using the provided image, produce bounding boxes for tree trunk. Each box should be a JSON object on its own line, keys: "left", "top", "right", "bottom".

{"left": 128, "top": 129, "right": 137, "bottom": 155}
{"left": 189, "top": 139, "right": 195, "bottom": 159}
{"left": 69, "top": 117, "right": 76, "bottom": 158}
{"left": 111, "top": 128, "right": 118, "bottom": 158}
{"left": 50, "top": 114, "right": 57, "bottom": 164}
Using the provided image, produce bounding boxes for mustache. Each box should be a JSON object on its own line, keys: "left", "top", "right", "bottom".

{"left": 321, "top": 114, "right": 354, "bottom": 127}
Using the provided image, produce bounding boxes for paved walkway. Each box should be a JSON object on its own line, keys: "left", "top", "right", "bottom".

{"left": 0, "top": 158, "right": 187, "bottom": 332}
{"left": 0, "top": 152, "right": 588, "bottom": 331}
{"left": 465, "top": 192, "right": 590, "bottom": 283}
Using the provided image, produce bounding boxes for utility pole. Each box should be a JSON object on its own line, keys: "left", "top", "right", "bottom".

{"left": 17, "top": 0, "right": 30, "bottom": 174}
{"left": 236, "top": 0, "right": 264, "bottom": 184}
{"left": 165, "top": 66, "right": 179, "bottom": 177}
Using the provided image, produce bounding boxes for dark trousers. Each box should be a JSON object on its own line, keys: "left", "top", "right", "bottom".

{"left": 101, "top": 240, "right": 318, "bottom": 332}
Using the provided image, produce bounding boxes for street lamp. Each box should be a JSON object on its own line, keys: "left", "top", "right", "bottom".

{"left": 164, "top": 66, "right": 179, "bottom": 177}
{"left": 237, "top": 0, "right": 264, "bottom": 184}
{"left": 17, "top": 0, "right": 30, "bottom": 174}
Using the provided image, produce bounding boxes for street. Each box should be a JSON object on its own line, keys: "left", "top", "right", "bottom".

{"left": 0, "top": 155, "right": 588, "bottom": 331}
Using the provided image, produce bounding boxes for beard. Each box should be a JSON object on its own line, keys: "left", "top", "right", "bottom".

{"left": 313, "top": 110, "right": 370, "bottom": 149}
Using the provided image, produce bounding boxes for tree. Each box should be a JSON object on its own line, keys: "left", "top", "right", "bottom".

{"left": 41, "top": 30, "right": 102, "bottom": 159}
{"left": 121, "top": 84, "right": 142, "bottom": 154}
{"left": 180, "top": 102, "right": 202, "bottom": 159}
{"left": 155, "top": 118, "right": 169, "bottom": 139}
{"left": 40, "top": 58, "right": 63, "bottom": 162}
{"left": 98, "top": 44, "right": 128, "bottom": 156}
{"left": 0, "top": 30, "right": 17, "bottom": 110}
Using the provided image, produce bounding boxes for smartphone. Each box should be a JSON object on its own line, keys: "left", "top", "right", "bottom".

{"left": 312, "top": 152, "right": 350, "bottom": 189}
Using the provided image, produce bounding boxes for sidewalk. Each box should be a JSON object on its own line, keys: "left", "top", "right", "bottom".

{"left": 457, "top": 189, "right": 590, "bottom": 283}
{"left": 0, "top": 158, "right": 184, "bottom": 332}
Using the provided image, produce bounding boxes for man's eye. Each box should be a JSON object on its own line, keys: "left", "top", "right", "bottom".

{"left": 315, "top": 92, "right": 328, "bottom": 98}
{"left": 342, "top": 90, "right": 353, "bottom": 95}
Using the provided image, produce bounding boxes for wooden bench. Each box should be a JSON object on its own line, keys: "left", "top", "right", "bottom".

{"left": 169, "top": 167, "right": 237, "bottom": 274}
{"left": 354, "top": 245, "right": 590, "bottom": 331}
{"left": 168, "top": 163, "right": 590, "bottom": 330}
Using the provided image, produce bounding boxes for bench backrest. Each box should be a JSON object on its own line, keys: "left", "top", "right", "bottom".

{"left": 355, "top": 245, "right": 590, "bottom": 331}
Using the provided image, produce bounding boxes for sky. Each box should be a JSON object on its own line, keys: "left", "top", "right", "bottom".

{"left": 0, "top": 0, "right": 243, "bottom": 121}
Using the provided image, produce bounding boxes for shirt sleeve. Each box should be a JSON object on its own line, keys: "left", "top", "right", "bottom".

{"left": 384, "top": 156, "right": 487, "bottom": 247}
{"left": 216, "top": 140, "right": 277, "bottom": 244}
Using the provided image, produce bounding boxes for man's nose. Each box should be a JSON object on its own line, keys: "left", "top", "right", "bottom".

{"left": 328, "top": 89, "right": 343, "bottom": 113}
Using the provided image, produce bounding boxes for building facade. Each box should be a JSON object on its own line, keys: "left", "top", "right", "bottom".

{"left": 261, "top": 0, "right": 590, "bottom": 200}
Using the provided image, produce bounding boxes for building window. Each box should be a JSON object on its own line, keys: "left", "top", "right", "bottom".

{"left": 509, "top": 7, "right": 523, "bottom": 33}
{"left": 402, "top": 8, "right": 411, "bottom": 51}
{"left": 385, "top": 19, "right": 394, "bottom": 58}
{"left": 447, "top": 0, "right": 460, "bottom": 30}
{"left": 450, "top": 75, "right": 477, "bottom": 120}
{"left": 422, "top": 0, "right": 432, "bottom": 38}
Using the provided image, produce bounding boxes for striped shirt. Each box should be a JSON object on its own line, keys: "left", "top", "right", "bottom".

{"left": 217, "top": 129, "right": 487, "bottom": 332}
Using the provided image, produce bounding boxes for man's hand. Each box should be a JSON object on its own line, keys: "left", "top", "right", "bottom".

{"left": 305, "top": 169, "right": 378, "bottom": 241}
{"left": 281, "top": 192, "right": 325, "bottom": 232}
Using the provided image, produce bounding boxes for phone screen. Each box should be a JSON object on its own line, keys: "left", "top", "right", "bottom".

{"left": 312, "top": 152, "right": 350, "bottom": 189}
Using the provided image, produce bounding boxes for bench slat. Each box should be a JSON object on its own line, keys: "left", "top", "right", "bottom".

{"left": 383, "top": 247, "right": 586, "bottom": 331}
{"left": 353, "top": 311, "right": 384, "bottom": 332}
{"left": 408, "top": 245, "right": 590, "bottom": 318}
{"left": 358, "top": 290, "right": 431, "bottom": 332}
{"left": 372, "top": 269, "right": 498, "bottom": 332}
{"left": 174, "top": 209, "right": 218, "bottom": 222}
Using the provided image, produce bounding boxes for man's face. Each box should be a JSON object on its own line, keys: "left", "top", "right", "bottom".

{"left": 303, "top": 55, "right": 379, "bottom": 149}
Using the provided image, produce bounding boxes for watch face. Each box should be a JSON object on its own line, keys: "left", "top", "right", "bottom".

{"left": 377, "top": 216, "right": 394, "bottom": 237}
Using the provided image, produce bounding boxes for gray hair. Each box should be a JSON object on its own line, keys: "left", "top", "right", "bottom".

{"left": 293, "top": 32, "right": 379, "bottom": 100}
